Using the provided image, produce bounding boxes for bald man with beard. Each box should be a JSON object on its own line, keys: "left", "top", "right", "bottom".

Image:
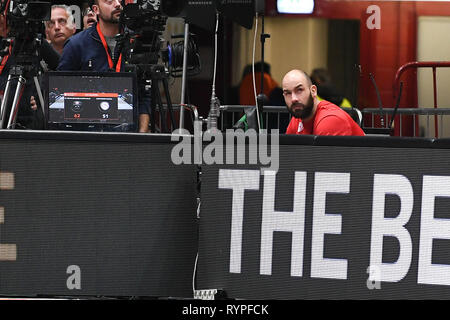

{"left": 282, "top": 69, "right": 365, "bottom": 136}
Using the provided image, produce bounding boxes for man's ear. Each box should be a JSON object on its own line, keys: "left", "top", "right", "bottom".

{"left": 310, "top": 84, "right": 317, "bottom": 98}
{"left": 92, "top": 4, "right": 99, "bottom": 15}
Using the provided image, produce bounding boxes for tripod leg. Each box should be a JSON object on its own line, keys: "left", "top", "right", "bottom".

{"left": 33, "top": 76, "right": 45, "bottom": 120}
{"left": 147, "top": 86, "right": 156, "bottom": 133}
{"left": 154, "top": 81, "right": 168, "bottom": 133}
{"left": 162, "top": 77, "right": 176, "bottom": 131}
{"left": 0, "top": 74, "right": 14, "bottom": 129}
{"left": 7, "top": 76, "right": 26, "bottom": 129}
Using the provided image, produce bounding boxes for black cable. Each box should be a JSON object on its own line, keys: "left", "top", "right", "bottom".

{"left": 168, "top": 35, "right": 200, "bottom": 77}
{"left": 389, "top": 81, "right": 403, "bottom": 129}
{"left": 369, "top": 73, "right": 385, "bottom": 128}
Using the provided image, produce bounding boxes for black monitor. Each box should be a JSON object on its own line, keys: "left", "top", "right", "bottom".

{"left": 45, "top": 71, "right": 138, "bottom": 132}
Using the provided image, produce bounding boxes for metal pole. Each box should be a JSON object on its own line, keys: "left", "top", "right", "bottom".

{"left": 432, "top": 66, "right": 438, "bottom": 138}
{"left": 7, "top": 75, "right": 26, "bottom": 129}
{"left": 0, "top": 74, "right": 13, "bottom": 128}
{"left": 179, "top": 22, "right": 189, "bottom": 130}
{"left": 34, "top": 76, "right": 45, "bottom": 119}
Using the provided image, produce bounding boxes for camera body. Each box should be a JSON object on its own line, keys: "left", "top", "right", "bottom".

{"left": 121, "top": 0, "right": 168, "bottom": 66}
{"left": 1, "top": 0, "right": 51, "bottom": 65}
{"left": 6, "top": 1, "right": 51, "bottom": 37}
{"left": 121, "top": 0, "right": 199, "bottom": 77}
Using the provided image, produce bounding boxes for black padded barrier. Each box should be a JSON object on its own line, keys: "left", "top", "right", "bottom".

{"left": 0, "top": 130, "right": 198, "bottom": 298}
{"left": 2, "top": 130, "right": 450, "bottom": 299}
{"left": 197, "top": 133, "right": 450, "bottom": 299}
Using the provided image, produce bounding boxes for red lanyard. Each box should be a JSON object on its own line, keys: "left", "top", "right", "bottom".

{"left": 96, "top": 23, "right": 122, "bottom": 72}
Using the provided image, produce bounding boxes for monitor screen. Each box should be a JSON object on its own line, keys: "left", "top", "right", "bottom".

{"left": 277, "top": 0, "right": 314, "bottom": 14}
{"left": 45, "top": 72, "right": 137, "bottom": 129}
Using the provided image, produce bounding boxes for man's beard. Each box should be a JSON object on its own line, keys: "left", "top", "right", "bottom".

{"left": 99, "top": 10, "right": 121, "bottom": 24}
{"left": 288, "top": 93, "right": 314, "bottom": 119}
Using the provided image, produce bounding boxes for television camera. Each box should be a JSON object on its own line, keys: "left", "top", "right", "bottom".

{"left": 116, "top": 0, "right": 200, "bottom": 132}
{"left": 0, "top": 0, "right": 52, "bottom": 129}
{"left": 0, "top": 0, "right": 51, "bottom": 65}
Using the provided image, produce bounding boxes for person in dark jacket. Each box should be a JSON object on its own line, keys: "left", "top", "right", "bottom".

{"left": 58, "top": 0, "right": 150, "bottom": 132}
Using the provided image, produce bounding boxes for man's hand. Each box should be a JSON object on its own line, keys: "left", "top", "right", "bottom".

{"left": 139, "top": 114, "right": 150, "bottom": 133}
{"left": 30, "top": 96, "right": 37, "bottom": 111}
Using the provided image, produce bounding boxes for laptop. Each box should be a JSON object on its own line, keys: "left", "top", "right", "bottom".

{"left": 45, "top": 71, "right": 138, "bottom": 132}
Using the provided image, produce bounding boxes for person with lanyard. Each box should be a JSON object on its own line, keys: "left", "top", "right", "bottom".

{"left": 57, "top": 0, "right": 150, "bottom": 133}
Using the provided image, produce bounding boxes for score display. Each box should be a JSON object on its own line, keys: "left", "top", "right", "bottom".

{"left": 46, "top": 72, "right": 136, "bottom": 127}
{"left": 64, "top": 92, "right": 119, "bottom": 122}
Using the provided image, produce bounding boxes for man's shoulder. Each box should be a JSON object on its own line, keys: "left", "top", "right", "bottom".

{"left": 317, "top": 100, "right": 342, "bottom": 111}
{"left": 65, "top": 25, "right": 98, "bottom": 46}
{"left": 316, "top": 100, "right": 348, "bottom": 117}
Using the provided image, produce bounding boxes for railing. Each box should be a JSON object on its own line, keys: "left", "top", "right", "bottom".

{"left": 153, "top": 103, "right": 200, "bottom": 133}
{"left": 392, "top": 61, "right": 450, "bottom": 137}
{"left": 219, "top": 105, "right": 291, "bottom": 131}
{"left": 362, "top": 108, "right": 450, "bottom": 137}
{"left": 209, "top": 62, "right": 450, "bottom": 136}
{"left": 220, "top": 105, "right": 450, "bottom": 138}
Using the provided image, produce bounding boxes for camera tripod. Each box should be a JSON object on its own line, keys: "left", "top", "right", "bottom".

{"left": 138, "top": 64, "right": 176, "bottom": 133}
{"left": 0, "top": 63, "right": 45, "bottom": 129}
